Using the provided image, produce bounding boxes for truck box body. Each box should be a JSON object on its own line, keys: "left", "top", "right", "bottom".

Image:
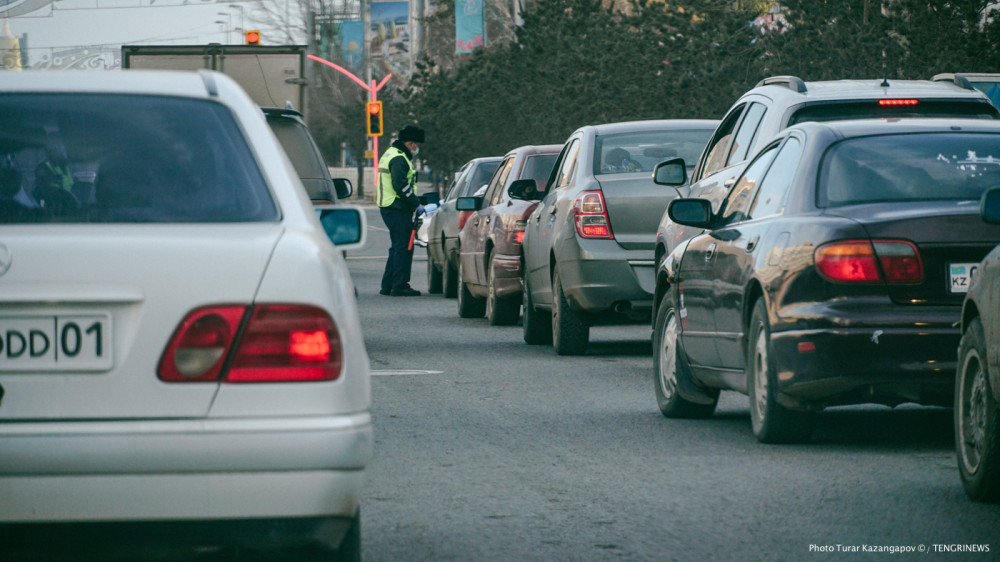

{"left": 121, "top": 45, "right": 308, "bottom": 115}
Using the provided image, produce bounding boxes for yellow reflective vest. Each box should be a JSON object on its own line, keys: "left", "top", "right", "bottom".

{"left": 377, "top": 145, "right": 418, "bottom": 208}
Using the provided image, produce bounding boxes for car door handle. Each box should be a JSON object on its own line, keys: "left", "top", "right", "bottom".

{"left": 548, "top": 207, "right": 557, "bottom": 216}
{"left": 705, "top": 243, "right": 717, "bottom": 261}
{"left": 745, "top": 235, "right": 759, "bottom": 253}
{"left": 485, "top": 217, "right": 491, "bottom": 224}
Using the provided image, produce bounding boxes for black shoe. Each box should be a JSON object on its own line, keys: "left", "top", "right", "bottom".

{"left": 390, "top": 286, "right": 421, "bottom": 297}
{"left": 379, "top": 288, "right": 392, "bottom": 296}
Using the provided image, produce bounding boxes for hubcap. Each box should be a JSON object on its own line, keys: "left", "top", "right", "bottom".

{"left": 960, "top": 349, "right": 987, "bottom": 473}
{"left": 752, "top": 329, "right": 769, "bottom": 427}
{"left": 657, "top": 311, "right": 678, "bottom": 400}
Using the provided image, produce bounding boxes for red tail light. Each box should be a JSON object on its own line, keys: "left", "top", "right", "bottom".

{"left": 574, "top": 191, "right": 614, "bottom": 239}
{"left": 458, "top": 210, "right": 473, "bottom": 229}
{"left": 158, "top": 304, "right": 342, "bottom": 383}
{"left": 878, "top": 99, "right": 919, "bottom": 106}
{"left": 814, "top": 240, "right": 923, "bottom": 284}
{"left": 512, "top": 219, "right": 528, "bottom": 245}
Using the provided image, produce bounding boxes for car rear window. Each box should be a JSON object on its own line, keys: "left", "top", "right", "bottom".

{"left": 267, "top": 116, "right": 329, "bottom": 182}
{"left": 594, "top": 128, "right": 714, "bottom": 175}
{"left": 0, "top": 94, "right": 277, "bottom": 224}
{"left": 789, "top": 100, "right": 999, "bottom": 126}
{"left": 818, "top": 132, "right": 1000, "bottom": 206}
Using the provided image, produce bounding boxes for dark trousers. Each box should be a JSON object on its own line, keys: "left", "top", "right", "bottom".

{"left": 380, "top": 206, "right": 415, "bottom": 291}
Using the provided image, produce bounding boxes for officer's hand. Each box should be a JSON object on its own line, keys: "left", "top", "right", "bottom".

{"left": 416, "top": 205, "right": 426, "bottom": 215}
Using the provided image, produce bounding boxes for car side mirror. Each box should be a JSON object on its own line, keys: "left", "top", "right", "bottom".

{"left": 333, "top": 178, "right": 353, "bottom": 200}
{"left": 667, "top": 198, "right": 713, "bottom": 229}
{"left": 508, "top": 179, "right": 539, "bottom": 201}
{"left": 653, "top": 157, "right": 687, "bottom": 187}
{"left": 316, "top": 204, "right": 367, "bottom": 251}
{"left": 981, "top": 186, "right": 1000, "bottom": 225}
{"left": 455, "top": 196, "right": 481, "bottom": 211}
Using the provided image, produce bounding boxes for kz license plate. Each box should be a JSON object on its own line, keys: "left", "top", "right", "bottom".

{"left": 0, "top": 314, "right": 113, "bottom": 372}
{"left": 949, "top": 262, "right": 980, "bottom": 294}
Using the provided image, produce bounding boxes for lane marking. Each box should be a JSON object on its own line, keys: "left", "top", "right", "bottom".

{"left": 371, "top": 369, "right": 444, "bottom": 376}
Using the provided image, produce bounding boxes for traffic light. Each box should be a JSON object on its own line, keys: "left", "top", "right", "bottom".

{"left": 245, "top": 30, "right": 261, "bottom": 45}
{"left": 366, "top": 101, "right": 383, "bottom": 137}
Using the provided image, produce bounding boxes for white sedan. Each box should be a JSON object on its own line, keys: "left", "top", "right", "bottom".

{"left": 0, "top": 70, "right": 372, "bottom": 559}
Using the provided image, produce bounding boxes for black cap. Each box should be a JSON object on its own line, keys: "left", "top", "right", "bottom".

{"left": 398, "top": 125, "right": 425, "bottom": 144}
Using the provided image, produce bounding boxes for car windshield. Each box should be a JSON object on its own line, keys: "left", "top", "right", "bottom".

{"left": 463, "top": 161, "right": 501, "bottom": 197}
{"left": 789, "top": 100, "right": 999, "bottom": 125}
{"left": 522, "top": 154, "right": 558, "bottom": 193}
{"left": 818, "top": 132, "right": 1000, "bottom": 206}
{"left": 0, "top": 93, "right": 277, "bottom": 224}
{"left": 594, "top": 129, "right": 713, "bottom": 175}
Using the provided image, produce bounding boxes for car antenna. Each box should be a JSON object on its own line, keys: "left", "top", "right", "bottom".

{"left": 880, "top": 50, "right": 890, "bottom": 87}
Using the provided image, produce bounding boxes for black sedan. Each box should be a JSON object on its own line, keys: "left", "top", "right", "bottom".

{"left": 653, "top": 119, "right": 1000, "bottom": 443}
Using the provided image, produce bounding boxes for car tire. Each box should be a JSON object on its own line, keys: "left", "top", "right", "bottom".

{"left": 457, "top": 258, "right": 486, "bottom": 318}
{"left": 522, "top": 270, "right": 552, "bottom": 345}
{"left": 747, "top": 298, "right": 814, "bottom": 444}
{"left": 956, "top": 318, "right": 1000, "bottom": 502}
{"left": 443, "top": 258, "right": 458, "bottom": 299}
{"left": 653, "top": 291, "right": 718, "bottom": 418}
{"left": 552, "top": 264, "right": 589, "bottom": 356}
{"left": 486, "top": 251, "right": 519, "bottom": 326}
{"left": 427, "top": 257, "right": 443, "bottom": 294}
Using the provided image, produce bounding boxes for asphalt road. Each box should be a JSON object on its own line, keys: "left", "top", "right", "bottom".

{"left": 351, "top": 207, "right": 1000, "bottom": 562}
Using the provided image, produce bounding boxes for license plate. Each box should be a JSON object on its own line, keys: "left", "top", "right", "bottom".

{"left": 0, "top": 314, "right": 113, "bottom": 372}
{"left": 949, "top": 262, "right": 980, "bottom": 294}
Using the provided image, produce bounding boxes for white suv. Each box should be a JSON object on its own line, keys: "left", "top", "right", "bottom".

{"left": 0, "top": 70, "right": 371, "bottom": 559}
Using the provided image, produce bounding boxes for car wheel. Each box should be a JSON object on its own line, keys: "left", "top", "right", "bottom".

{"left": 443, "top": 258, "right": 458, "bottom": 298}
{"left": 457, "top": 258, "right": 486, "bottom": 318}
{"left": 956, "top": 318, "right": 1000, "bottom": 502}
{"left": 653, "top": 291, "right": 718, "bottom": 418}
{"left": 747, "top": 298, "right": 814, "bottom": 444}
{"left": 552, "top": 264, "right": 589, "bottom": 356}
{"left": 427, "top": 257, "right": 443, "bottom": 294}
{"left": 486, "top": 251, "right": 519, "bottom": 326}
{"left": 522, "top": 270, "right": 552, "bottom": 345}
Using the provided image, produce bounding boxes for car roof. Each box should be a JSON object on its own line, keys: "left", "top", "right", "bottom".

{"left": 2, "top": 69, "right": 220, "bottom": 98}
{"left": 747, "top": 76, "right": 993, "bottom": 103}
{"left": 506, "top": 144, "right": 563, "bottom": 157}
{"left": 581, "top": 119, "right": 721, "bottom": 136}
{"left": 789, "top": 117, "right": 1000, "bottom": 138}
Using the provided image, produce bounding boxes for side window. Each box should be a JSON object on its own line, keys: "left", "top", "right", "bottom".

{"left": 727, "top": 102, "right": 767, "bottom": 166}
{"left": 698, "top": 104, "right": 745, "bottom": 180}
{"left": 717, "top": 142, "right": 779, "bottom": 227}
{"left": 488, "top": 157, "right": 515, "bottom": 206}
{"left": 553, "top": 139, "right": 581, "bottom": 189}
{"left": 749, "top": 137, "right": 802, "bottom": 219}
{"left": 446, "top": 165, "right": 470, "bottom": 201}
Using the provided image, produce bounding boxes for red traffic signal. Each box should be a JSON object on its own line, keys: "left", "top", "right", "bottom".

{"left": 245, "top": 30, "right": 261, "bottom": 45}
{"left": 366, "top": 101, "right": 383, "bottom": 137}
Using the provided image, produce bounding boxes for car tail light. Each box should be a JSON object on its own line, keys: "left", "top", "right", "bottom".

{"left": 158, "top": 304, "right": 343, "bottom": 383}
{"left": 158, "top": 306, "right": 246, "bottom": 382}
{"left": 513, "top": 219, "right": 528, "bottom": 245}
{"left": 458, "top": 210, "right": 474, "bottom": 229}
{"left": 814, "top": 240, "right": 923, "bottom": 284}
{"left": 574, "top": 191, "right": 614, "bottom": 239}
{"left": 878, "top": 99, "right": 919, "bottom": 106}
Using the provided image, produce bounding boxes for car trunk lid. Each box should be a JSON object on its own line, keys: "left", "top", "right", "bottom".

{"left": 0, "top": 224, "right": 282, "bottom": 420}
{"left": 597, "top": 173, "right": 678, "bottom": 251}
{"left": 829, "top": 201, "right": 1000, "bottom": 305}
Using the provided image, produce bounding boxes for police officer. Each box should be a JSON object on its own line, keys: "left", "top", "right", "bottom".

{"left": 378, "top": 125, "right": 426, "bottom": 296}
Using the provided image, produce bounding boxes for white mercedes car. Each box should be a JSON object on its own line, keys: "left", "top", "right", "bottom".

{"left": 0, "top": 70, "right": 372, "bottom": 560}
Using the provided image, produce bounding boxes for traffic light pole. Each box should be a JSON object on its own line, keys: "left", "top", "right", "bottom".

{"left": 306, "top": 55, "right": 391, "bottom": 197}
